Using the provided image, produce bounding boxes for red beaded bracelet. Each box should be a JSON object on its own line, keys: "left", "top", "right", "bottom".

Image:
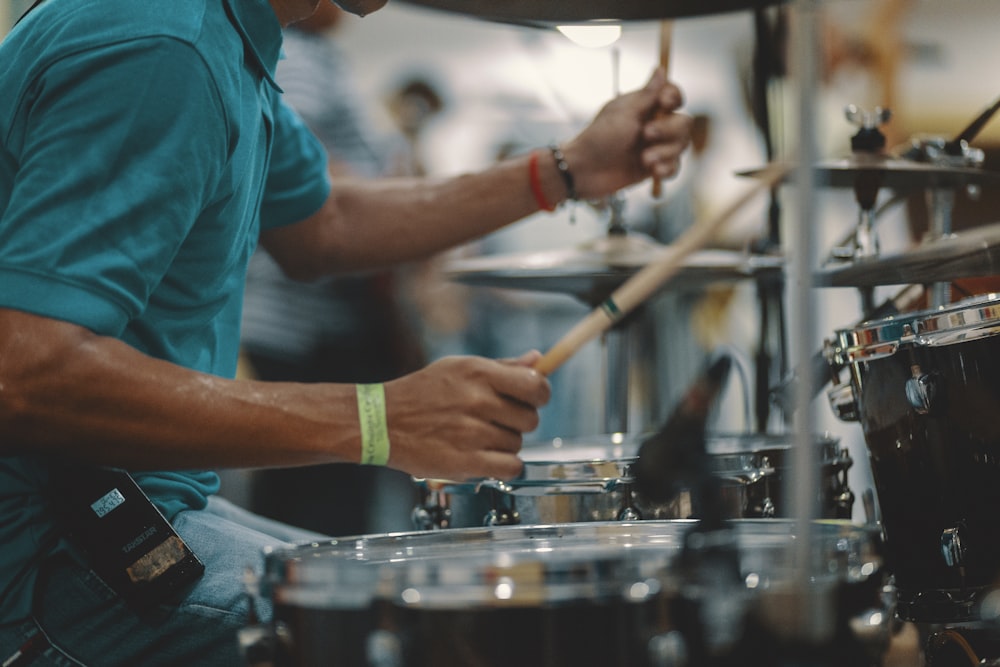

{"left": 528, "top": 150, "right": 556, "bottom": 212}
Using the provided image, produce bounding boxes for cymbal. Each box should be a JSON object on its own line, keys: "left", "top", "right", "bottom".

{"left": 816, "top": 223, "right": 1000, "bottom": 288}
{"left": 445, "top": 233, "right": 784, "bottom": 304}
{"left": 398, "top": 0, "right": 787, "bottom": 26}
{"left": 737, "top": 155, "right": 1000, "bottom": 191}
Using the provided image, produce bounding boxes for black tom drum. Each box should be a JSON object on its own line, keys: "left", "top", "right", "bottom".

{"left": 259, "top": 520, "right": 887, "bottom": 667}
{"left": 829, "top": 293, "right": 1000, "bottom": 623}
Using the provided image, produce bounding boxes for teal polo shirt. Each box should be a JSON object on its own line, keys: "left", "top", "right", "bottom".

{"left": 0, "top": 0, "right": 331, "bottom": 621}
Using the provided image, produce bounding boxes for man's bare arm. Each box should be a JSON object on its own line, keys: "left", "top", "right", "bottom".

{"left": 0, "top": 308, "right": 549, "bottom": 480}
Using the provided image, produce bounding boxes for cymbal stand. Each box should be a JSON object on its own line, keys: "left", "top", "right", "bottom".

{"left": 781, "top": 0, "right": 836, "bottom": 648}
{"left": 904, "top": 135, "right": 985, "bottom": 307}
{"left": 750, "top": 6, "right": 789, "bottom": 432}
{"left": 843, "top": 105, "right": 892, "bottom": 316}
{"left": 926, "top": 187, "right": 955, "bottom": 307}
{"left": 594, "top": 193, "right": 644, "bottom": 435}
{"left": 602, "top": 311, "right": 639, "bottom": 435}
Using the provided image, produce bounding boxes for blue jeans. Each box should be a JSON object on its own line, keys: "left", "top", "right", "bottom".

{"left": 0, "top": 497, "right": 326, "bottom": 667}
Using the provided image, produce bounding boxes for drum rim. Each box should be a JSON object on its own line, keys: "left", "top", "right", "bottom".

{"left": 417, "top": 433, "right": 844, "bottom": 493}
{"left": 420, "top": 433, "right": 841, "bottom": 492}
{"left": 262, "top": 519, "right": 883, "bottom": 609}
{"left": 833, "top": 293, "right": 1000, "bottom": 362}
{"left": 516, "top": 431, "right": 839, "bottom": 463}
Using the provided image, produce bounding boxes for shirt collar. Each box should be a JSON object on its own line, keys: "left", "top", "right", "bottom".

{"left": 222, "top": 0, "right": 284, "bottom": 90}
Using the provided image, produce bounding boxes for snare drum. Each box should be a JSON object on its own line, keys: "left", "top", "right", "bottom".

{"left": 412, "top": 433, "right": 853, "bottom": 529}
{"left": 260, "top": 520, "right": 886, "bottom": 667}
{"left": 829, "top": 293, "right": 1000, "bottom": 622}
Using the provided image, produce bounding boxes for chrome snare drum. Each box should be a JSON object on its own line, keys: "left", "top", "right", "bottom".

{"left": 259, "top": 520, "right": 887, "bottom": 667}
{"left": 829, "top": 293, "right": 1000, "bottom": 622}
{"left": 413, "top": 433, "right": 853, "bottom": 529}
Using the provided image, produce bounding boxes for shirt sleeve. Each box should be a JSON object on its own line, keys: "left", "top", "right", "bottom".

{"left": 0, "top": 38, "right": 228, "bottom": 337}
{"left": 258, "top": 96, "right": 332, "bottom": 232}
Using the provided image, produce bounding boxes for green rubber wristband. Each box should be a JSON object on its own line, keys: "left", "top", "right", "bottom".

{"left": 356, "top": 383, "right": 390, "bottom": 466}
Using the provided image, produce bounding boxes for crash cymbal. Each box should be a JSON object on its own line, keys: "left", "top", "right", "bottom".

{"left": 737, "top": 155, "right": 1000, "bottom": 191}
{"left": 816, "top": 222, "right": 1000, "bottom": 288}
{"left": 398, "top": 0, "right": 787, "bottom": 26}
{"left": 445, "top": 233, "right": 783, "bottom": 304}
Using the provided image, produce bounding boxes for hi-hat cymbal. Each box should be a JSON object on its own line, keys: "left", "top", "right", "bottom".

{"left": 816, "top": 222, "right": 1000, "bottom": 288}
{"left": 445, "top": 233, "right": 783, "bottom": 304}
{"left": 737, "top": 155, "right": 1000, "bottom": 191}
{"left": 398, "top": 0, "right": 787, "bottom": 26}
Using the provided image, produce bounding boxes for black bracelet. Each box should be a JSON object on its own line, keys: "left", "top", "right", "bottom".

{"left": 548, "top": 143, "right": 578, "bottom": 201}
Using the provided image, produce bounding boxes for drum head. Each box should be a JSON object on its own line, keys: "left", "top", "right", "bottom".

{"left": 264, "top": 520, "right": 880, "bottom": 610}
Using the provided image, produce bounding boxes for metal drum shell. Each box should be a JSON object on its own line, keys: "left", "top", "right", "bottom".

{"left": 830, "top": 293, "right": 1000, "bottom": 623}
{"left": 413, "top": 433, "right": 853, "bottom": 529}
{"left": 261, "top": 520, "right": 886, "bottom": 667}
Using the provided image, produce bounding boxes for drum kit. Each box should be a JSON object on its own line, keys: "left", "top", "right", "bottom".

{"left": 244, "top": 2, "right": 1000, "bottom": 666}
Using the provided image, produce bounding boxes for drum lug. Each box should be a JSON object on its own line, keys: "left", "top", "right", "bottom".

{"left": 827, "top": 379, "right": 860, "bottom": 422}
{"left": 484, "top": 492, "right": 520, "bottom": 526}
{"left": 617, "top": 486, "right": 643, "bottom": 521}
{"left": 618, "top": 505, "right": 642, "bottom": 521}
{"left": 484, "top": 507, "right": 520, "bottom": 525}
{"left": 833, "top": 488, "right": 857, "bottom": 520}
{"left": 904, "top": 365, "right": 937, "bottom": 414}
{"left": 832, "top": 454, "right": 857, "bottom": 519}
{"left": 759, "top": 496, "right": 776, "bottom": 518}
{"left": 941, "top": 525, "right": 966, "bottom": 568}
{"left": 412, "top": 489, "right": 452, "bottom": 530}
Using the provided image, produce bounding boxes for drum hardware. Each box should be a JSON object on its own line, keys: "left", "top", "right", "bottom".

{"left": 899, "top": 133, "right": 986, "bottom": 308}
{"left": 481, "top": 490, "right": 528, "bottom": 526}
{"left": 843, "top": 105, "right": 892, "bottom": 262}
{"left": 904, "top": 363, "right": 935, "bottom": 414}
{"left": 825, "top": 377, "right": 858, "bottom": 422}
{"left": 771, "top": 283, "right": 925, "bottom": 417}
{"left": 739, "top": 145, "right": 1000, "bottom": 280}
{"left": 924, "top": 94, "right": 1000, "bottom": 161}
{"left": 739, "top": 101, "right": 1000, "bottom": 311}
{"left": 940, "top": 525, "right": 966, "bottom": 570}
{"left": 810, "top": 97, "right": 1000, "bottom": 312}
{"left": 410, "top": 482, "right": 454, "bottom": 530}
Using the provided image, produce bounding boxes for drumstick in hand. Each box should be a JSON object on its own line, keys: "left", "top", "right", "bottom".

{"left": 651, "top": 20, "right": 673, "bottom": 199}
{"left": 534, "top": 162, "right": 790, "bottom": 376}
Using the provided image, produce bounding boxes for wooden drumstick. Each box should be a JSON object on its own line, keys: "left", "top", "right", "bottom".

{"left": 534, "top": 162, "right": 790, "bottom": 377}
{"left": 651, "top": 20, "right": 673, "bottom": 199}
